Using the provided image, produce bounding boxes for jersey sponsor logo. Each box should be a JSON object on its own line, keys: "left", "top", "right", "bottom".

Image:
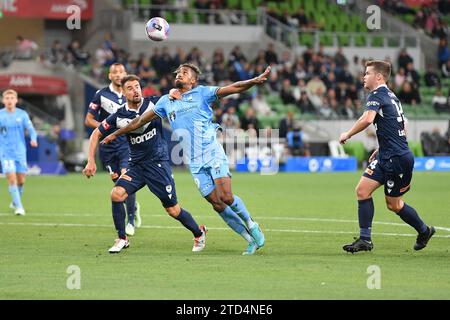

{"left": 366, "top": 101, "right": 380, "bottom": 107}
{"left": 102, "top": 120, "right": 110, "bottom": 130}
{"left": 365, "top": 168, "right": 374, "bottom": 176}
{"left": 89, "top": 102, "right": 98, "bottom": 110}
{"left": 169, "top": 111, "right": 176, "bottom": 122}
{"left": 130, "top": 128, "right": 156, "bottom": 144}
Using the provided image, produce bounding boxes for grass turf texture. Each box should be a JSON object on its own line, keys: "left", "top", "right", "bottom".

{"left": 0, "top": 171, "right": 449, "bottom": 299}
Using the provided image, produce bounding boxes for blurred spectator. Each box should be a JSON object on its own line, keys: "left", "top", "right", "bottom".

{"left": 265, "top": 43, "right": 279, "bottom": 66}
{"left": 334, "top": 47, "right": 348, "bottom": 69}
{"left": 397, "top": 48, "right": 413, "bottom": 71}
{"left": 432, "top": 88, "right": 449, "bottom": 113}
{"left": 340, "top": 97, "right": 356, "bottom": 119}
{"left": 159, "top": 77, "right": 171, "bottom": 95}
{"left": 437, "top": 38, "right": 449, "bottom": 70}
{"left": 279, "top": 111, "right": 295, "bottom": 139}
{"left": 431, "top": 20, "right": 448, "bottom": 40}
{"left": 67, "top": 40, "right": 90, "bottom": 66}
{"left": 405, "top": 62, "right": 420, "bottom": 88}
{"left": 251, "top": 90, "right": 273, "bottom": 116}
{"left": 297, "top": 92, "right": 315, "bottom": 114}
{"left": 142, "top": 82, "right": 161, "bottom": 97}
{"left": 240, "top": 107, "right": 260, "bottom": 135}
{"left": 394, "top": 67, "right": 406, "bottom": 89}
{"left": 221, "top": 106, "right": 240, "bottom": 131}
{"left": 421, "top": 128, "right": 449, "bottom": 156}
{"left": 398, "top": 81, "right": 421, "bottom": 105}
{"left": 280, "top": 79, "right": 296, "bottom": 105}
{"left": 15, "top": 35, "right": 38, "bottom": 60}
{"left": 424, "top": 66, "right": 441, "bottom": 86}
{"left": 48, "top": 40, "right": 65, "bottom": 65}
{"left": 442, "top": 59, "right": 450, "bottom": 78}
{"left": 287, "top": 126, "right": 310, "bottom": 156}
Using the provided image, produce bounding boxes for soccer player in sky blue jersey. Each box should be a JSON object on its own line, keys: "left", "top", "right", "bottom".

{"left": 339, "top": 60, "right": 435, "bottom": 253}
{"left": 83, "top": 75, "right": 206, "bottom": 253}
{"left": 84, "top": 63, "right": 140, "bottom": 236}
{"left": 0, "top": 89, "right": 38, "bottom": 215}
{"left": 102, "top": 64, "right": 270, "bottom": 255}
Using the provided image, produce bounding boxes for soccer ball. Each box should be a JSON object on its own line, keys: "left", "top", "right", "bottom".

{"left": 145, "top": 17, "right": 170, "bottom": 41}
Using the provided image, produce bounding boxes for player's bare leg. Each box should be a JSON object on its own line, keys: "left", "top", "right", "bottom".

{"left": 385, "top": 195, "right": 435, "bottom": 250}
{"left": 120, "top": 168, "right": 141, "bottom": 230}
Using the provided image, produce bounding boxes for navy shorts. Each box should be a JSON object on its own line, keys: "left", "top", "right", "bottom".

{"left": 115, "top": 160, "right": 178, "bottom": 208}
{"left": 99, "top": 146, "right": 129, "bottom": 179}
{"left": 363, "top": 151, "right": 414, "bottom": 197}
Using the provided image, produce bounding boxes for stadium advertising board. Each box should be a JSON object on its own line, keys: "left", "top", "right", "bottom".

{"left": 0, "top": 74, "right": 68, "bottom": 95}
{"left": 0, "top": 0, "right": 93, "bottom": 19}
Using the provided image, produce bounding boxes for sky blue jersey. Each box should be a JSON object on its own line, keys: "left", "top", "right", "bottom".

{"left": 0, "top": 107, "right": 37, "bottom": 160}
{"left": 152, "top": 85, "right": 225, "bottom": 173}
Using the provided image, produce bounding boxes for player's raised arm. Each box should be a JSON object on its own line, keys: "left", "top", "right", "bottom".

{"left": 216, "top": 66, "right": 271, "bottom": 99}
{"left": 339, "top": 110, "right": 377, "bottom": 145}
{"left": 101, "top": 110, "right": 158, "bottom": 145}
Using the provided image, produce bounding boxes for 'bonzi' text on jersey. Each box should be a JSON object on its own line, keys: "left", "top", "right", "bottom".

{"left": 98, "top": 96, "right": 169, "bottom": 164}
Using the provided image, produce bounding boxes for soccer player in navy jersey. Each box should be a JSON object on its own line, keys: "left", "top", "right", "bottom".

{"left": 339, "top": 60, "right": 435, "bottom": 253}
{"left": 83, "top": 75, "right": 206, "bottom": 253}
{"left": 102, "top": 64, "right": 270, "bottom": 255}
{"left": 84, "top": 63, "right": 141, "bottom": 236}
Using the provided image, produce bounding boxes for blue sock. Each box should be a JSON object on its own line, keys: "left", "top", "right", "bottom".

{"left": 125, "top": 193, "right": 136, "bottom": 226}
{"left": 358, "top": 198, "right": 374, "bottom": 241}
{"left": 176, "top": 208, "right": 202, "bottom": 237}
{"left": 9, "top": 185, "right": 23, "bottom": 209}
{"left": 219, "top": 206, "right": 253, "bottom": 243}
{"left": 112, "top": 201, "right": 126, "bottom": 239}
{"left": 230, "top": 195, "right": 255, "bottom": 229}
{"left": 397, "top": 203, "right": 427, "bottom": 234}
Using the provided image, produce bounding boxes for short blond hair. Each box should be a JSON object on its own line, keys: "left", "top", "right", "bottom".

{"left": 2, "top": 89, "right": 18, "bottom": 98}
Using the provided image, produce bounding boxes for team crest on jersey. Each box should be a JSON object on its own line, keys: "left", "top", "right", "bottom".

{"left": 169, "top": 111, "right": 176, "bottom": 122}
{"left": 166, "top": 185, "right": 172, "bottom": 193}
{"left": 387, "top": 180, "right": 395, "bottom": 188}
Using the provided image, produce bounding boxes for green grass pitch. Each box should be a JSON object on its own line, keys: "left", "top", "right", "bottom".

{"left": 0, "top": 171, "right": 449, "bottom": 299}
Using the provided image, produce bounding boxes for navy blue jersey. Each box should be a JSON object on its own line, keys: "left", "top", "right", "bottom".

{"left": 365, "top": 85, "right": 410, "bottom": 160}
{"left": 88, "top": 84, "right": 128, "bottom": 152}
{"left": 98, "top": 96, "right": 169, "bottom": 165}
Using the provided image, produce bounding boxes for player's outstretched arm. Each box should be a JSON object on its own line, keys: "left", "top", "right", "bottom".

{"left": 101, "top": 110, "right": 158, "bottom": 145}
{"left": 339, "top": 110, "right": 377, "bottom": 145}
{"left": 82, "top": 128, "right": 102, "bottom": 178}
{"left": 216, "top": 66, "right": 271, "bottom": 99}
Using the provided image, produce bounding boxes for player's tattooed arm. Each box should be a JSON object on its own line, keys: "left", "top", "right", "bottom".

{"left": 339, "top": 110, "right": 377, "bottom": 145}
{"left": 217, "top": 66, "right": 271, "bottom": 99}
{"left": 101, "top": 110, "right": 158, "bottom": 144}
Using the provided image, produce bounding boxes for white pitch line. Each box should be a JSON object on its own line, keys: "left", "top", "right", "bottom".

{"left": 2, "top": 212, "right": 450, "bottom": 232}
{"left": 0, "top": 221, "right": 449, "bottom": 238}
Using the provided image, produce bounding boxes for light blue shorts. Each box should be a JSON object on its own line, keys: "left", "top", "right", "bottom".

{"left": 191, "top": 159, "right": 232, "bottom": 197}
{"left": 1, "top": 158, "right": 28, "bottom": 174}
